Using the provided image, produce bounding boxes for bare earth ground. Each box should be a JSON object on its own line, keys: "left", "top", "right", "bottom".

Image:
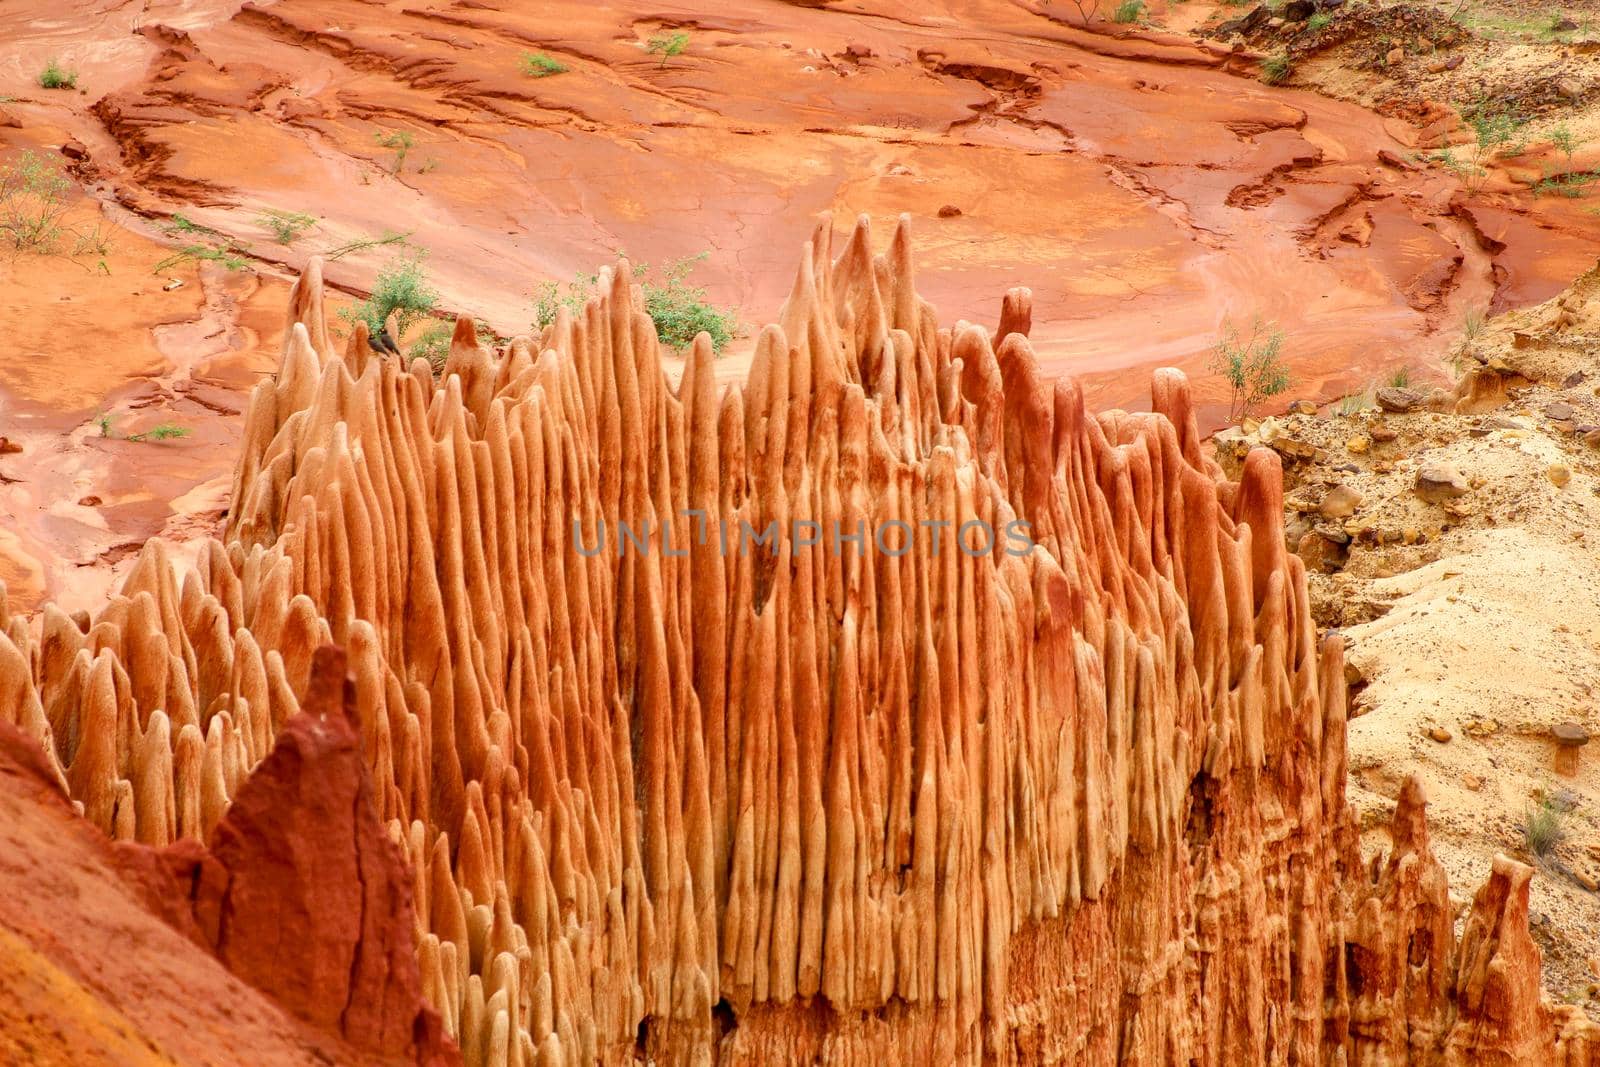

{"left": 1215, "top": 262, "right": 1600, "bottom": 1010}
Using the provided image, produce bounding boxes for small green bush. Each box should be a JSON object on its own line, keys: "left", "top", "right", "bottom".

{"left": 520, "top": 52, "right": 569, "bottom": 77}
{"left": 407, "top": 320, "right": 453, "bottom": 371}
{"left": 1307, "top": 11, "right": 1331, "bottom": 30}
{"left": 1524, "top": 796, "right": 1568, "bottom": 860}
{"left": 647, "top": 31, "right": 690, "bottom": 67}
{"left": 374, "top": 130, "right": 415, "bottom": 174}
{"left": 534, "top": 252, "right": 738, "bottom": 353}
{"left": 0, "top": 150, "right": 71, "bottom": 252}
{"left": 154, "top": 214, "right": 250, "bottom": 273}
{"left": 339, "top": 254, "right": 439, "bottom": 344}
{"left": 258, "top": 210, "right": 317, "bottom": 244}
{"left": 38, "top": 59, "right": 77, "bottom": 90}
{"left": 1210, "top": 316, "right": 1290, "bottom": 422}
{"left": 1385, "top": 366, "right": 1411, "bottom": 389}
{"left": 1261, "top": 53, "right": 1293, "bottom": 85}
{"left": 1112, "top": 0, "right": 1144, "bottom": 22}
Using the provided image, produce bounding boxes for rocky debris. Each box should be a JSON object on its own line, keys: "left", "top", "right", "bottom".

{"left": 1289, "top": 399, "right": 1319, "bottom": 415}
{"left": 1321, "top": 483, "right": 1362, "bottom": 518}
{"left": 2, "top": 221, "right": 1596, "bottom": 1064}
{"left": 1376, "top": 386, "right": 1422, "bottom": 413}
{"left": 1219, "top": 4, "right": 1271, "bottom": 36}
{"left": 1283, "top": 0, "right": 1315, "bottom": 19}
{"left": 1415, "top": 464, "right": 1470, "bottom": 503}
{"left": 937, "top": 204, "right": 961, "bottom": 218}
{"left": 1550, "top": 463, "right": 1573, "bottom": 488}
{"left": 1546, "top": 401, "right": 1577, "bottom": 422}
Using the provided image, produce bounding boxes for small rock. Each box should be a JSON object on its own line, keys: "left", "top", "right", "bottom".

{"left": 1288, "top": 399, "right": 1318, "bottom": 415}
{"left": 77, "top": 495, "right": 101, "bottom": 507}
{"left": 1370, "top": 426, "right": 1398, "bottom": 443}
{"left": 1553, "top": 722, "right": 1590, "bottom": 746}
{"left": 0, "top": 105, "right": 20, "bottom": 129}
{"left": 1334, "top": 462, "right": 1360, "bottom": 473}
{"left": 1577, "top": 871, "right": 1598, "bottom": 893}
{"left": 937, "top": 204, "right": 962, "bottom": 219}
{"left": 1428, "top": 726, "right": 1452, "bottom": 743}
{"left": 1425, "top": 57, "right": 1449, "bottom": 74}
{"left": 1463, "top": 773, "right": 1485, "bottom": 792}
{"left": 59, "top": 138, "right": 88, "bottom": 161}
{"left": 163, "top": 279, "right": 184, "bottom": 291}
{"left": 1377, "top": 148, "right": 1420, "bottom": 171}
{"left": 1376, "top": 386, "right": 1422, "bottom": 413}
{"left": 1545, "top": 401, "right": 1576, "bottom": 421}
{"left": 0, "top": 437, "right": 20, "bottom": 456}
{"left": 1386, "top": 46, "right": 1405, "bottom": 65}
{"left": 1346, "top": 435, "right": 1370, "bottom": 455}
{"left": 1414, "top": 465, "right": 1469, "bottom": 504}
{"left": 1564, "top": 370, "right": 1587, "bottom": 389}
{"left": 1585, "top": 428, "right": 1600, "bottom": 449}
{"left": 1266, "top": 16, "right": 1286, "bottom": 29}
{"left": 1549, "top": 463, "right": 1572, "bottom": 488}
{"left": 1319, "top": 484, "right": 1362, "bottom": 519}
{"left": 1557, "top": 78, "right": 1583, "bottom": 103}
{"left": 1553, "top": 16, "right": 1579, "bottom": 32}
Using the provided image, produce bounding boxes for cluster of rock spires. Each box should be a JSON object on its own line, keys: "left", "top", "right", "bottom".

{"left": 0, "top": 215, "right": 1594, "bottom": 1064}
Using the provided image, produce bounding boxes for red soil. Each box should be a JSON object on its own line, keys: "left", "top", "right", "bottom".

{"left": 1, "top": 0, "right": 1597, "bottom": 609}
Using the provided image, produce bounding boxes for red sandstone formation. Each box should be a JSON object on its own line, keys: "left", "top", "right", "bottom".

{"left": 0, "top": 216, "right": 1593, "bottom": 1063}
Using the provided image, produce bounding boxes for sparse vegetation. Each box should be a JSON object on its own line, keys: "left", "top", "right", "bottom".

{"left": 0, "top": 150, "right": 72, "bottom": 252}
{"left": 1306, "top": 11, "right": 1331, "bottom": 31}
{"left": 407, "top": 320, "right": 454, "bottom": 372}
{"left": 1112, "top": 0, "right": 1144, "bottom": 23}
{"left": 1067, "top": 0, "right": 1103, "bottom": 22}
{"left": 534, "top": 252, "right": 738, "bottom": 353}
{"left": 153, "top": 214, "right": 250, "bottom": 273}
{"left": 520, "top": 52, "right": 569, "bottom": 77}
{"left": 38, "top": 59, "right": 77, "bottom": 90}
{"left": 258, "top": 209, "right": 317, "bottom": 244}
{"left": 1336, "top": 391, "right": 1372, "bottom": 416}
{"left": 339, "top": 253, "right": 440, "bottom": 347}
{"left": 1209, "top": 315, "right": 1291, "bottom": 422}
{"left": 321, "top": 229, "right": 413, "bottom": 262}
{"left": 1260, "top": 52, "right": 1293, "bottom": 86}
{"left": 1385, "top": 366, "right": 1412, "bottom": 389}
{"left": 1463, "top": 307, "right": 1485, "bottom": 340}
{"left": 1523, "top": 795, "right": 1568, "bottom": 860}
{"left": 1534, "top": 125, "right": 1595, "bottom": 199}
{"left": 96, "top": 414, "right": 190, "bottom": 442}
{"left": 374, "top": 130, "right": 415, "bottom": 174}
{"left": 647, "top": 30, "right": 690, "bottom": 68}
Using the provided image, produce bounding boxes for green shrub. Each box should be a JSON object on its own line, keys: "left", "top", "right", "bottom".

{"left": 258, "top": 209, "right": 317, "bottom": 244}
{"left": 339, "top": 254, "right": 439, "bottom": 344}
{"left": 1524, "top": 796, "right": 1568, "bottom": 860}
{"left": 374, "top": 130, "right": 414, "bottom": 173}
{"left": 1112, "top": 0, "right": 1144, "bottom": 22}
{"left": 520, "top": 52, "right": 569, "bottom": 77}
{"left": 1261, "top": 53, "right": 1293, "bottom": 85}
{"left": 534, "top": 252, "right": 738, "bottom": 353}
{"left": 647, "top": 31, "right": 690, "bottom": 67}
{"left": 407, "top": 320, "right": 453, "bottom": 371}
{"left": 1385, "top": 366, "right": 1411, "bottom": 388}
{"left": 96, "top": 414, "right": 190, "bottom": 442}
{"left": 154, "top": 214, "right": 250, "bottom": 273}
{"left": 0, "top": 150, "right": 71, "bottom": 252}
{"left": 321, "top": 229, "right": 412, "bottom": 262}
{"left": 38, "top": 59, "right": 77, "bottom": 90}
{"left": 1210, "top": 316, "right": 1290, "bottom": 422}
{"left": 1307, "top": 11, "right": 1331, "bottom": 30}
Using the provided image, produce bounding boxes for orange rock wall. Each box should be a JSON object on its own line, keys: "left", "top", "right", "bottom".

{"left": 0, "top": 216, "right": 1594, "bottom": 1065}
